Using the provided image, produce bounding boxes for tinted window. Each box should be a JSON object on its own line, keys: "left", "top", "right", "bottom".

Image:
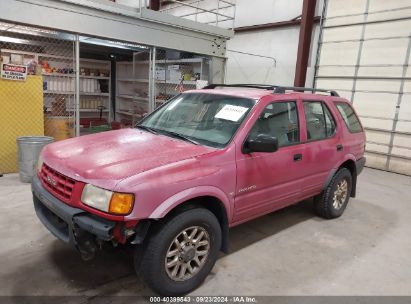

{"left": 336, "top": 102, "right": 363, "bottom": 133}
{"left": 249, "top": 101, "right": 299, "bottom": 147}
{"left": 304, "top": 101, "right": 336, "bottom": 140}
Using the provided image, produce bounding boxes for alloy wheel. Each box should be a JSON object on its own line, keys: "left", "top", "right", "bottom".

{"left": 333, "top": 179, "right": 348, "bottom": 209}
{"left": 165, "top": 226, "right": 210, "bottom": 281}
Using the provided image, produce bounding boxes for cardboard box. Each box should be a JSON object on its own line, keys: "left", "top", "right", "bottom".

{"left": 167, "top": 65, "right": 180, "bottom": 70}
{"left": 155, "top": 69, "right": 166, "bottom": 80}
{"left": 169, "top": 69, "right": 182, "bottom": 81}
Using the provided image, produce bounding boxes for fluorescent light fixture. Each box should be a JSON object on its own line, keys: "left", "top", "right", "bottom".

{"left": 79, "top": 36, "right": 148, "bottom": 51}
{"left": 0, "top": 36, "right": 31, "bottom": 44}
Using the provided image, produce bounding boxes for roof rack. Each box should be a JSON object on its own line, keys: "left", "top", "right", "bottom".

{"left": 272, "top": 86, "right": 339, "bottom": 97}
{"left": 203, "top": 83, "right": 339, "bottom": 97}
{"left": 203, "top": 84, "right": 275, "bottom": 90}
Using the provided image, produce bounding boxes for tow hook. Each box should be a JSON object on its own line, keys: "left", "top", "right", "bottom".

{"left": 74, "top": 228, "right": 98, "bottom": 261}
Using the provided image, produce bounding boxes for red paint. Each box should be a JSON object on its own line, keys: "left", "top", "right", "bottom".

{"left": 112, "top": 223, "right": 126, "bottom": 244}
{"left": 40, "top": 89, "right": 365, "bottom": 231}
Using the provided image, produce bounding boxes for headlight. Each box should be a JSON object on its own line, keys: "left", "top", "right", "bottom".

{"left": 81, "top": 184, "right": 112, "bottom": 212}
{"left": 81, "top": 184, "right": 134, "bottom": 215}
{"left": 37, "top": 155, "right": 44, "bottom": 172}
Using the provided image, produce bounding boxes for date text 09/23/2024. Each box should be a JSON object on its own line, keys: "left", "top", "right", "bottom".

{"left": 149, "top": 296, "right": 257, "bottom": 303}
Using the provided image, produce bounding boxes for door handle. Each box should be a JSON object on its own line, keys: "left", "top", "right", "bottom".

{"left": 336, "top": 144, "right": 343, "bottom": 151}
{"left": 293, "top": 153, "right": 303, "bottom": 161}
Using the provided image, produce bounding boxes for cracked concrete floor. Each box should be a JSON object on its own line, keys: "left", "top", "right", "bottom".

{"left": 0, "top": 168, "right": 410, "bottom": 298}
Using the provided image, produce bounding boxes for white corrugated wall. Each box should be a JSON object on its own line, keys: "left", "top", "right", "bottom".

{"left": 315, "top": 0, "right": 411, "bottom": 175}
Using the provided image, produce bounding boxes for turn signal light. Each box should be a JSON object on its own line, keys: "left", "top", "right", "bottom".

{"left": 109, "top": 193, "right": 134, "bottom": 215}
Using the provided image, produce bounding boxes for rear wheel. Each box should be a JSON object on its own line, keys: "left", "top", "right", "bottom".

{"left": 136, "top": 208, "right": 221, "bottom": 296}
{"left": 314, "top": 168, "right": 352, "bottom": 219}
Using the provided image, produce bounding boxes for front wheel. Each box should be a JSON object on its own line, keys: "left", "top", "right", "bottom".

{"left": 314, "top": 168, "right": 353, "bottom": 219}
{"left": 137, "top": 208, "right": 222, "bottom": 296}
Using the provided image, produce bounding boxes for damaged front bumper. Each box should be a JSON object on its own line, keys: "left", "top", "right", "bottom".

{"left": 32, "top": 175, "right": 116, "bottom": 258}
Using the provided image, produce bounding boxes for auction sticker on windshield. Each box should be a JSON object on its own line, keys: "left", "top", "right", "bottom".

{"left": 215, "top": 105, "right": 248, "bottom": 122}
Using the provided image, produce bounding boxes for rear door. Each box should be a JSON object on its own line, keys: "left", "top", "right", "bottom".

{"left": 300, "top": 99, "right": 342, "bottom": 199}
{"left": 233, "top": 99, "right": 306, "bottom": 223}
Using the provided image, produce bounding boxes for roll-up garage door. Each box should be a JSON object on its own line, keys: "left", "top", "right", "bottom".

{"left": 314, "top": 0, "right": 411, "bottom": 176}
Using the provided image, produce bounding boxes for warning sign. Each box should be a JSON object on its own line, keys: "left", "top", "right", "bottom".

{"left": 1, "top": 63, "right": 28, "bottom": 81}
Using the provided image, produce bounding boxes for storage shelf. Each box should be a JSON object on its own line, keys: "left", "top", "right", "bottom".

{"left": 44, "top": 91, "right": 110, "bottom": 96}
{"left": 118, "top": 78, "right": 149, "bottom": 82}
{"left": 118, "top": 78, "right": 196, "bottom": 85}
{"left": 117, "top": 58, "right": 203, "bottom": 65}
{"left": 156, "top": 58, "right": 204, "bottom": 64}
{"left": 1, "top": 48, "right": 112, "bottom": 124}
{"left": 67, "top": 109, "right": 109, "bottom": 112}
{"left": 116, "top": 110, "right": 143, "bottom": 117}
{"left": 116, "top": 56, "right": 205, "bottom": 123}
{"left": 117, "top": 94, "right": 134, "bottom": 99}
{"left": 42, "top": 73, "right": 110, "bottom": 80}
{"left": 156, "top": 80, "right": 197, "bottom": 85}
{"left": 117, "top": 94, "right": 148, "bottom": 102}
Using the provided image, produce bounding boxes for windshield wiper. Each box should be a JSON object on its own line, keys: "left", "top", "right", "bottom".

{"left": 158, "top": 130, "right": 200, "bottom": 145}
{"left": 136, "top": 125, "right": 158, "bottom": 134}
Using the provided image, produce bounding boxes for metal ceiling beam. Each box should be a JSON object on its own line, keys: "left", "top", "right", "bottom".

{"left": 149, "top": 0, "right": 161, "bottom": 11}
{"left": 294, "top": 0, "right": 317, "bottom": 87}
{"left": 235, "top": 16, "right": 320, "bottom": 33}
{"left": 0, "top": 0, "right": 232, "bottom": 57}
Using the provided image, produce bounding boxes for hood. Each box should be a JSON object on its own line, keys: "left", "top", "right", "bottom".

{"left": 42, "top": 128, "right": 215, "bottom": 189}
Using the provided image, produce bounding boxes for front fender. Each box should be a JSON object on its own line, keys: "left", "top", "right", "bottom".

{"left": 149, "top": 186, "right": 232, "bottom": 222}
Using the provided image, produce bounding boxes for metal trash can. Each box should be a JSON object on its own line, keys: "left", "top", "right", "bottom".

{"left": 16, "top": 136, "right": 54, "bottom": 183}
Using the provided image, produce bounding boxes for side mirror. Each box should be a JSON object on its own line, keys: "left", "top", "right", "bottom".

{"left": 243, "top": 134, "right": 279, "bottom": 154}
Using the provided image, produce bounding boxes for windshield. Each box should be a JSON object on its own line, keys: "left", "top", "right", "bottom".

{"left": 138, "top": 93, "right": 256, "bottom": 148}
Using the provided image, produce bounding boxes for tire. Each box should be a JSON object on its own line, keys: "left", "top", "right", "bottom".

{"left": 136, "top": 208, "right": 222, "bottom": 296}
{"left": 314, "top": 168, "right": 353, "bottom": 219}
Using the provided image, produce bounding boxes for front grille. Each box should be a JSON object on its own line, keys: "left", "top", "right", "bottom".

{"left": 39, "top": 163, "right": 75, "bottom": 203}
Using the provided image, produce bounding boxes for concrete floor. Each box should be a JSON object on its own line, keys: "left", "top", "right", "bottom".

{"left": 0, "top": 168, "right": 411, "bottom": 298}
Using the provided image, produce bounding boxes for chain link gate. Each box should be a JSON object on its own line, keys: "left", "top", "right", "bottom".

{"left": 1, "top": 21, "right": 217, "bottom": 174}
{"left": 115, "top": 47, "right": 151, "bottom": 126}
{"left": 0, "top": 22, "right": 77, "bottom": 173}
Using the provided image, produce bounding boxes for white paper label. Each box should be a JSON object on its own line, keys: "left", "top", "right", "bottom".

{"left": 215, "top": 105, "right": 248, "bottom": 122}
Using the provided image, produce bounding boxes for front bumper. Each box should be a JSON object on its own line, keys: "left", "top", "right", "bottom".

{"left": 32, "top": 175, "right": 116, "bottom": 247}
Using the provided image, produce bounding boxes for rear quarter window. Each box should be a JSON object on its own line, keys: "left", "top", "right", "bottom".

{"left": 335, "top": 102, "right": 363, "bottom": 133}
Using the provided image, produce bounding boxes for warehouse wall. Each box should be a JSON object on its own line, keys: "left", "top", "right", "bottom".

{"left": 159, "top": 0, "right": 323, "bottom": 86}
{"left": 315, "top": 0, "right": 411, "bottom": 175}
{"left": 226, "top": 0, "right": 321, "bottom": 86}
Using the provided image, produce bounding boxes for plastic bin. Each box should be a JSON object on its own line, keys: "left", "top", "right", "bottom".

{"left": 16, "top": 136, "right": 54, "bottom": 183}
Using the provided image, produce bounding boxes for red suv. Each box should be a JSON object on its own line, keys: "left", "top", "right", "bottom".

{"left": 32, "top": 84, "right": 366, "bottom": 295}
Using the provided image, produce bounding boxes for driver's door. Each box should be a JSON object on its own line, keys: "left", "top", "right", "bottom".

{"left": 233, "top": 100, "right": 306, "bottom": 224}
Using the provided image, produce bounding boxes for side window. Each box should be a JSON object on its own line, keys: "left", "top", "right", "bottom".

{"left": 336, "top": 102, "right": 363, "bottom": 133}
{"left": 303, "top": 101, "right": 336, "bottom": 140}
{"left": 324, "top": 105, "right": 336, "bottom": 137}
{"left": 249, "top": 101, "right": 299, "bottom": 147}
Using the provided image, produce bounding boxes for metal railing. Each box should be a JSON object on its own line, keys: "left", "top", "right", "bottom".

{"left": 160, "top": 0, "right": 236, "bottom": 29}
